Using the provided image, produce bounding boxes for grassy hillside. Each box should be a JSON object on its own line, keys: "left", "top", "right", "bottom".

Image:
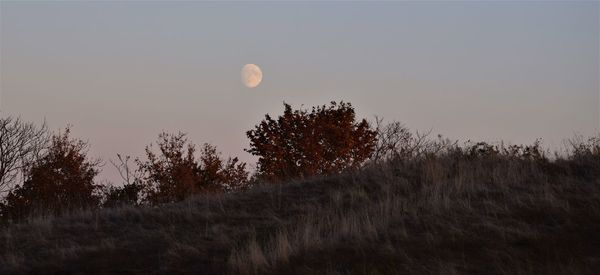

{"left": 1, "top": 155, "right": 599, "bottom": 274}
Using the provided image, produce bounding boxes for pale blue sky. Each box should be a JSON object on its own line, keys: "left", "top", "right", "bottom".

{"left": 1, "top": 1, "right": 598, "bottom": 183}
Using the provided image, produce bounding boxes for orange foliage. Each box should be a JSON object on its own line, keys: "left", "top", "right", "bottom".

{"left": 137, "top": 132, "right": 248, "bottom": 204}
{"left": 246, "top": 101, "right": 377, "bottom": 182}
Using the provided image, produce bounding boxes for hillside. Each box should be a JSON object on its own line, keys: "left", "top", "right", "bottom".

{"left": 1, "top": 156, "right": 599, "bottom": 274}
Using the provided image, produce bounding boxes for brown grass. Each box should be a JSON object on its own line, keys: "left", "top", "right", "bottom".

{"left": 1, "top": 153, "right": 599, "bottom": 274}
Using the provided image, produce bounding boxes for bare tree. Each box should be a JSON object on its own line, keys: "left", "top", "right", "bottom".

{"left": 0, "top": 116, "right": 49, "bottom": 194}
{"left": 372, "top": 117, "right": 457, "bottom": 162}
{"left": 110, "top": 154, "right": 142, "bottom": 186}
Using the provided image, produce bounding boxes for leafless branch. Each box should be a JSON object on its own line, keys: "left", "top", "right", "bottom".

{"left": 0, "top": 116, "right": 49, "bottom": 193}
{"left": 110, "top": 154, "right": 141, "bottom": 186}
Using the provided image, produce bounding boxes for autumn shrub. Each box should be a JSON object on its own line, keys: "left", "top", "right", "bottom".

{"left": 136, "top": 132, "right": 248, "bottom": 204}
{"left": 246, "top": 102, "right": 377, "bottom": 182}
{"left": 0, "top": 128, "right": 101, "bottom": 221}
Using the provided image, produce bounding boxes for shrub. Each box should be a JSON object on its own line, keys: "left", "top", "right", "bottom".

{"left": 372, "top": 118, "right": 456, "bottom": 162}
{"left": 568, "top": 135, "right": 600, "bottom": 160}
{"left": 136, "top": 132, "right": 248, "bottom": 204}
{"left": 246, "top": 102, "right": 377, "bottom": 182}
{"left": 562, "top": 135, "right": 600, "bottom": 179}
{"left": 0, "top": 128, "right": 101, "bottom": 221}
{"left": 102, "top": 183, "right": 144, "bottom": 208}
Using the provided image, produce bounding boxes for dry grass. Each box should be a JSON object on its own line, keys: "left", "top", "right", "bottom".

{"left": 1, "top": 153, "right": 599, "bottom": 274}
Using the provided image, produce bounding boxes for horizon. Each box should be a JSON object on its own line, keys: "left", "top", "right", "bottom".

{"left": 1, "top": 1, "right": 598, "bottom": 184}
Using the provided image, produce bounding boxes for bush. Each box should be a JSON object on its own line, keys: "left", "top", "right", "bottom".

{"left": 372, "top": 118, "right": 456, "bottom": 162}
{"left": 102, "top": 183, "right": 144, "bottom": 208}
{"left": 136, "top": 132, "right": 248, "bottom": 204}
{"left": 0, "top": 128, "right": 101, "bottom": 221}
{"left": 568, "top": 135, "right": 600, "bottom": 160}
{"left": 101, "top": 154, "right": 143, "bottom": 207}
{"left": 246, "top": 102, "right": 377, "bottom": 182}
{"left": 561, "top": 135, "right": 600, "bottom": 179}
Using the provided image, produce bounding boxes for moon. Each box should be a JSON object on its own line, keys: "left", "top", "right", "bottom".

{"left": 241, "top": 64, "right": 263, "bottom": 88}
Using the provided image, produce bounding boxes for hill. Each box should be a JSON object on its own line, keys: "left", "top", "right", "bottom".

{"left": 1, "top": 155, "right": 599, "bottom": 274}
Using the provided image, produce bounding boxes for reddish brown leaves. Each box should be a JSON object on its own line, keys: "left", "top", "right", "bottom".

{"left": 246, "top": 102, "right": 377, "bottom": 182}
{"left": 137, "top": 132, "right": 248, "bottom": 204}
{"left": 1, "top": 128, "right": 101, "bottom": 220}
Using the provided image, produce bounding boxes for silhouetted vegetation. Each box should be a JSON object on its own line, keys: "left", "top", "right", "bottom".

{"left": 0, "top": 128, "right": 101, "bottom": 221}
{"left": 1, "top": 133, "right": 599, "bottom": 274}
{"left": 102, "top": 182, "right": 143, "bottom": 208}
{"left": 247, "top": 102, "right": 377, "bottom": 182}
{"left": 0, "top": 103, "right": 599, "bottom": 274}
{"left": 137, "top": 132, "right": 249, "bottom": 204}
{"left": 0, "top": 124, "right": 250, "bottom": 219}
{"left": 372, "top": 117, "right": 455, "bottom": 162}
{"left": 101, "top": 154, "right": 143, "bottom": 207}
{"left": 0, "top": 116, "right": 49, "bottom": 194}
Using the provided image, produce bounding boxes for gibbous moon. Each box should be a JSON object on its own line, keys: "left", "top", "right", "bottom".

{"left": 241, "top": 64, "right": 263, "bottom": 88}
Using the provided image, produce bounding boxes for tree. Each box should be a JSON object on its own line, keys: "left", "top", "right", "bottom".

{"left": 0, "top": 116, "right": 49, "bottom": 194}
{"left": 1, "top": 128, "right": 100, "bottom": 220}
{"left": 136, "top": 132, "right": 248, "bottom": 204}
{"left": 246, "top": 101, "right": 377, "bottom": 182}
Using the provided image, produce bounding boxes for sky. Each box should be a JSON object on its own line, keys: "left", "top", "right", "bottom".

{"left": 1, "top": 1, "right": 598, "bottom": 183}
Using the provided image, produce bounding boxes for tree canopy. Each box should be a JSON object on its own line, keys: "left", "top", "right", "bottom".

{"left": 246, "top": 101, "right": 377, "bottom": 181}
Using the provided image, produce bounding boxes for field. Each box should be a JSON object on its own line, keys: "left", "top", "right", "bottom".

{"left": 1, "top": 151, "right": 599, "bottom": 275}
